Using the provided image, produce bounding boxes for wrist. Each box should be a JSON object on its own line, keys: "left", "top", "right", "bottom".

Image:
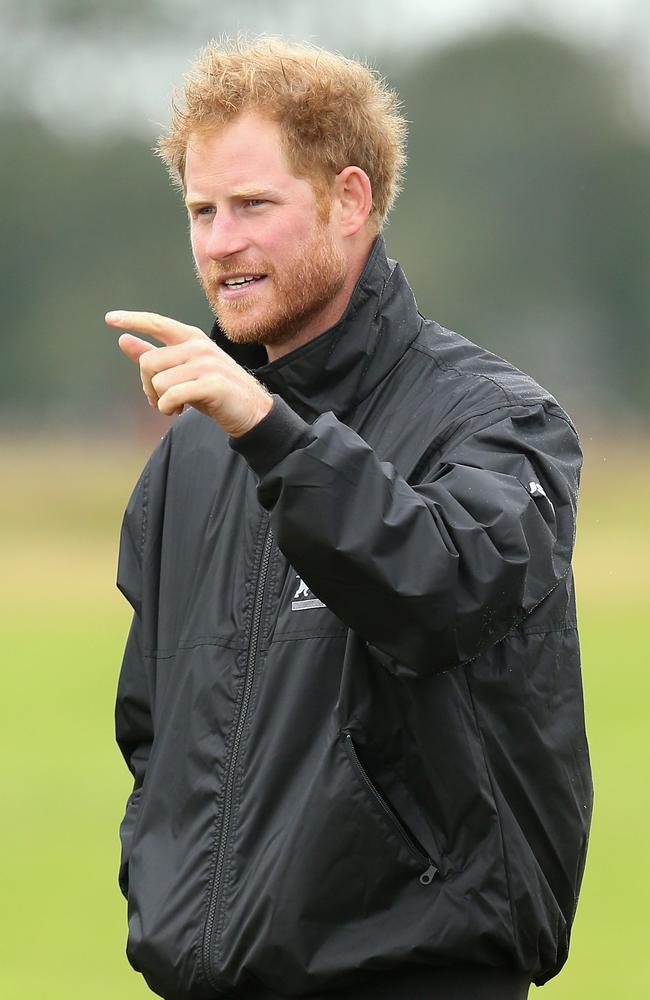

{"left": 229, "top": 390, "right": 274, "bottom": 438}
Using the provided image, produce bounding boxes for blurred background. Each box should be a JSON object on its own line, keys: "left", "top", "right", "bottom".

{"left": 1, "top": 0, "right": 648, "bottom": 997}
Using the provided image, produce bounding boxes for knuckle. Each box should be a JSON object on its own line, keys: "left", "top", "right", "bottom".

{"left": 157, "top": 390, "right": 175, "bottom": 414}
{"left": 139, "top": 352, "right": 154, "bottom": 375}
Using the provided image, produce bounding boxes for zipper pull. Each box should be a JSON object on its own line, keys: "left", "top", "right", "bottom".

{"left": 419, "top": 863, "right": 437, "bottom": 886}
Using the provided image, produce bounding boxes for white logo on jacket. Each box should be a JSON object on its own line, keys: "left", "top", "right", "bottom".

{"left": 528, "top": 481, "right": 555, "bottom": 513}
{"left": 292, "top": 575, "right": 325, "bottom": 611}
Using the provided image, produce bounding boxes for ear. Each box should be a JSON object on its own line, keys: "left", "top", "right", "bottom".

{"left": 333, "top": 166, "right": 373, "bottom": 237}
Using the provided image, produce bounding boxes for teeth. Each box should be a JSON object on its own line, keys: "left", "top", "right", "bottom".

{"left": 224, "top": 275, "right": 260, "bottom": 286}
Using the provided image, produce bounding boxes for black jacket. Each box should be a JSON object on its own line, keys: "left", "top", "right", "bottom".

{"left": 116, "top": 237, "right": 592, "bottom": 999}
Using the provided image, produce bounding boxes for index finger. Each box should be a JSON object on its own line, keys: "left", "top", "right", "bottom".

{"left": 105, "top": 310, "right": 205, "bottom": 347}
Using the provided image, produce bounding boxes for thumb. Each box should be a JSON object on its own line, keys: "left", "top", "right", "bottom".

{"left": 116, "top": 332, "right": 155, "bottom": 364}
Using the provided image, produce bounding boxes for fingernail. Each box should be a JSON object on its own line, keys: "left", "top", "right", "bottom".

{"left": 105, "top": 310, "right": 124, "bottom": 323}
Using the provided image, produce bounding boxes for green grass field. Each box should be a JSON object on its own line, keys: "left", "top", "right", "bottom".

{"left": 1, "top": 431, "right": 648, "bottom": 998}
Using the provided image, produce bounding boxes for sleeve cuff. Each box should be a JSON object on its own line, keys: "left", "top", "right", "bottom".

{"left": 229, "top": 395, "right": 315, "bottom": 479}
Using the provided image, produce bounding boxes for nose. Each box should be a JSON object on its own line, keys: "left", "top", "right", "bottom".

{"left": 204, "top": 210, "right": 249, "bottom": 261}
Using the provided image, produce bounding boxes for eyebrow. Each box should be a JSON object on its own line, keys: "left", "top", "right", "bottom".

{"left": 185, "top": 186, "right": 282, "bottom": 209}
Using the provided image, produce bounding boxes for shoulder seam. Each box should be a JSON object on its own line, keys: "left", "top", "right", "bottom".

{"left": 410, "top": 340, "right": 515, "bottom": 406}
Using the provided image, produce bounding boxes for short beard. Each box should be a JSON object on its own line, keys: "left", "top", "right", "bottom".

{"left": 197, "top": 225, "right": 347, "bottom": 349}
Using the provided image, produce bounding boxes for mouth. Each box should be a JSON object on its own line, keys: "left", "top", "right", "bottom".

{"left": 219, "top": 273, "right": 268, "bottom": 299}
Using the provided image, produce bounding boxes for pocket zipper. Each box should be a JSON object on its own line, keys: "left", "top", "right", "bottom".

{"left": 343, "top": 731, "right": 437, "bottom": 886}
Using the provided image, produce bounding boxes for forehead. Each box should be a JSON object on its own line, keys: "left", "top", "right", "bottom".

{"left": 185, "top": 112, "right": 298, "bottom": 192}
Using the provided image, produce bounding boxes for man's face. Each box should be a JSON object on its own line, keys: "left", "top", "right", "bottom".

{"left": 185, "top": 112, "right": 348, "bottom": 351}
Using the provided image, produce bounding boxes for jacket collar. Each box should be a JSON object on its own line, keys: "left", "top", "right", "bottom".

{"left": 209, "top": 235, "right": 423, "bottom": 421}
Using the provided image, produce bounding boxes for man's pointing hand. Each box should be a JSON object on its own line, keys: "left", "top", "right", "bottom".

{"left": 105, "top": 310, "right": 272, "bottom": 437}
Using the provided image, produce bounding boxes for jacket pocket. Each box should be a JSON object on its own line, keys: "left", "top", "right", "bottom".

{"left": 341, "top": 730, "right": 437, "bottom": 885}
{"left": 118, "top": 786, "right": 143, "bottom": 898}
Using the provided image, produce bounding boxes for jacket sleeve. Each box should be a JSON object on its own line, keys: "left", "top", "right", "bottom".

{"left": 230, "top": 395, "right": 581, "bottom": 679}
{"left": 114, "top": 465, "right": 154, "bottom": 897}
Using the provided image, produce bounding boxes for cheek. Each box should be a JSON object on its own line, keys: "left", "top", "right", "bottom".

{"left": 272, "top": 219, "right": 316, "bottom": 258}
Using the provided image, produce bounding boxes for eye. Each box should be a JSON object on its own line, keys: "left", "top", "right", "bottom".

{"left": 243, "top": 199, "right": 267, "bottom": 208}
{"left": 196, "top": 205, "right": 215, "bottom": 217}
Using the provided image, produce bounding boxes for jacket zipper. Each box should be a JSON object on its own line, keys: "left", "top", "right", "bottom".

{"left": 202, "top": 521, "right": 274, "bottom": 989}
{"left": 343, "top": 731, "right": 437, "bottom": 885}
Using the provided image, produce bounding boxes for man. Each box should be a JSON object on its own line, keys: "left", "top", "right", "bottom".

{"left": 107, "top": 38, "right": 592, "bottom": 1000}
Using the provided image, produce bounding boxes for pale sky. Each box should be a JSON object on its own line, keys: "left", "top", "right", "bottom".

{"left": 260, "top": 0, "right": 650, "bottom": 51}
{"left": 1, "top": 0, "right": 648, "bottom": 135}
